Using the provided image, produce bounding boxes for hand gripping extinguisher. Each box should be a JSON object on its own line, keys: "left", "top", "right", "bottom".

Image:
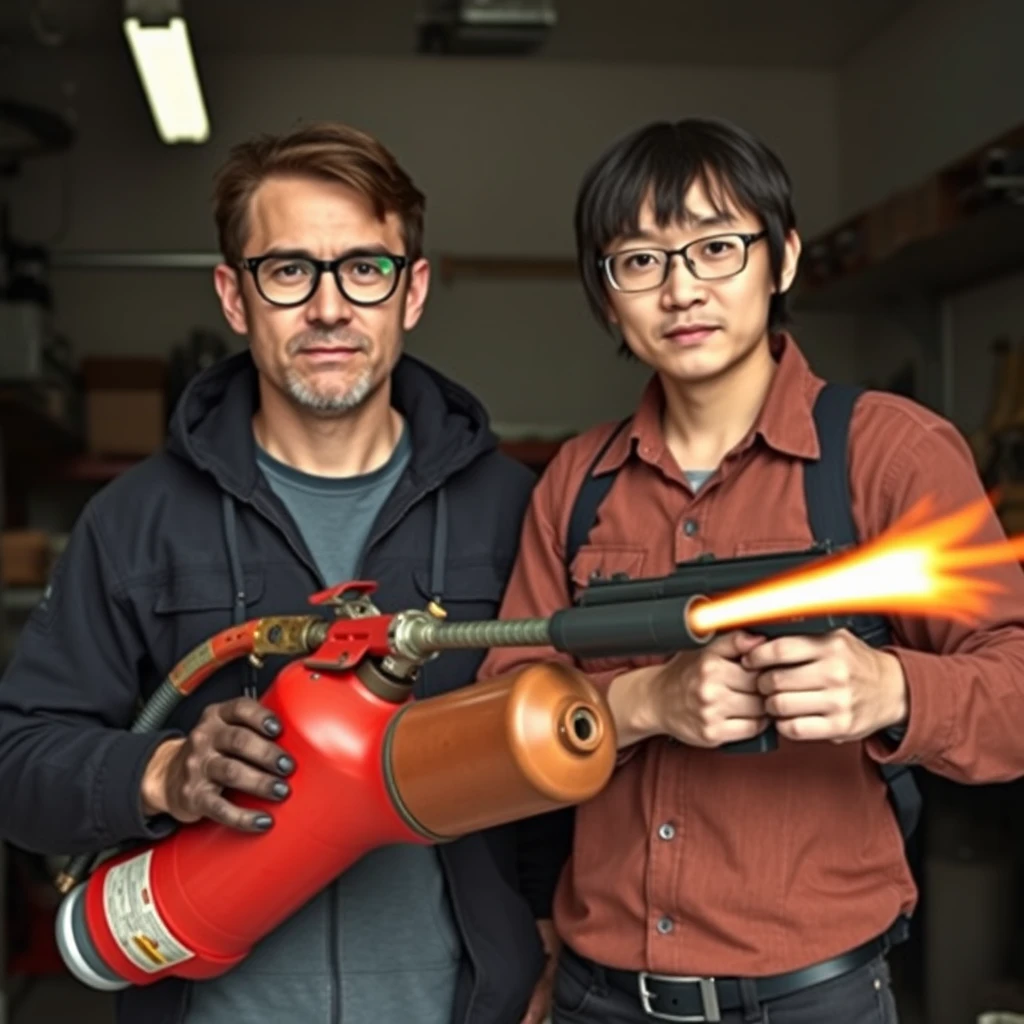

{"left": 54, "top": 581, "right": 618, "bottom": 991}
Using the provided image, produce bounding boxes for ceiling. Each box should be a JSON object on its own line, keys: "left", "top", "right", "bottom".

{"left": 2, "top": 0, "right": 915, "bottom": 68}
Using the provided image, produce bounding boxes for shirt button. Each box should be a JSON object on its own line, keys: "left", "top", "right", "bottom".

{"left": 683, "top": 519, "right": 698, "bottom": 536}
{"left": 656, "top": 916, "right": 674, "bottom": 935}
{"left": 658, "top": 823, "right": 676, "bottom": 841}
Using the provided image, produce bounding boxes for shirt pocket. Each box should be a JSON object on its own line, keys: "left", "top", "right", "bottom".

{"left": 568, "top": 544, "right": 648, "bottom": 601}
{"left": 732, "top": 537, "right": 813, "bottom": 558}
{"left": 150, "top": 567, "right": 266, "bottom": 678}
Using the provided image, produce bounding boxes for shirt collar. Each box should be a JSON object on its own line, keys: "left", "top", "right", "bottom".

{"left": 593, "top": 333, "right": 822, "bottom": 474}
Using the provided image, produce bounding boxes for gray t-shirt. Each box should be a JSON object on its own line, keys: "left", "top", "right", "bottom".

{"left": 257, "top": 425, "right": 412, "bottom": 588}
{"left": 186, "top": 425, "right": 462, "bottom": 1024}
{"left": 685, "top": 469, "right": 714, "bottom": 492}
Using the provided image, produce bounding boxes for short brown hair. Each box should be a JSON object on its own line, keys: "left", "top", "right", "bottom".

{"left": 213, "top": 121, "right": 426, "bottom": 265}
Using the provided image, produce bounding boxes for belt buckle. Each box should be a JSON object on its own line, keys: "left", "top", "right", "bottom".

{"left": 637, "top": 972, "right": 721, "bottom": 1023}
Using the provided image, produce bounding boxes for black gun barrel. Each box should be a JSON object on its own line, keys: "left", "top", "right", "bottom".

{"left": 548, "top": 595, "right": 709, "bottom": 658}
{"left": 578, "top": 545, "right": 831, "bottom": 608}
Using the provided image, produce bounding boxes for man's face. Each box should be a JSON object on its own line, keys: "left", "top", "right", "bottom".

{"left": 602, "top": 180, "right": 799, "bottom": 384}
{"left": 214, "top": 174, "right": 429, "bottom": 417}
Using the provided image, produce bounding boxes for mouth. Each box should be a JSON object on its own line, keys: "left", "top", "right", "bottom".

{"left": 296, "top": 346, "right": 365, "bottom": 361}
{"left": 663, "top": 324, "right": 720, "bottom": 346}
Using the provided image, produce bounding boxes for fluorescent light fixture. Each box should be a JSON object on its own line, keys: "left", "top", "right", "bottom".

{"left": 123, "top": 13, "right": 209, "bottom": 144}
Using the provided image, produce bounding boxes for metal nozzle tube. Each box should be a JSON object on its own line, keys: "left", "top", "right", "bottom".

{"left": 391, "top": 614, "right": 553, "bottom": 661}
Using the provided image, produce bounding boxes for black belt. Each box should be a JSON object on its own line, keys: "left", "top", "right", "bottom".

{"left": 565, "top": 925, "right": 899, "bottom": 1023}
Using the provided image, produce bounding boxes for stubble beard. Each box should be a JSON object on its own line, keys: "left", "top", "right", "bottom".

{"left": 284, "top": 326, "right": 378, "bottom": 417}
{"left": 284, "top": 365, "right": 376, "bottom": 416}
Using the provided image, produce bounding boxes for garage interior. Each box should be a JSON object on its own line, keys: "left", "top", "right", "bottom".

{"left": 2, "top": 1, "right": 1024, "bottom": 1022}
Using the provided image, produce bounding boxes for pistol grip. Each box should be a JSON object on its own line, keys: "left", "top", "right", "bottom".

{"left": 721, "top": 724, "right": 779, "bottom": 755}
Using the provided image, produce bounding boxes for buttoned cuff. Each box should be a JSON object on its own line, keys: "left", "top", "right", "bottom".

{"left": 864, "top": 646, "right": 957, "bottom": 767}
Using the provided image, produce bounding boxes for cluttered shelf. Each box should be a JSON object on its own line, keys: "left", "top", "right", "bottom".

{"left": 794, "top": 121, "right": 1024, "bottom": 311}
{"left": 796, "top": 201, "right": 1024, "bottom": 311}
{"left": 0, "top": 386, "right": 82, "bottom": 461}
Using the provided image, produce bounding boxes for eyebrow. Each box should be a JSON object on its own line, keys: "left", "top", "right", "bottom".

{"left": 623, "top": 212, "right": 738, "bottom": 244}
{"left": 255, "top": 244, "right": 396, "bottom": 261}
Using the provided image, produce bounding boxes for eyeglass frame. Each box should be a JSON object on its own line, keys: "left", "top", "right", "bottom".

{"left": 598, "top": 230, "right": 769, "bottom": 292}
{"left": 238, "top": 248, "right": 411, "bottom": 308}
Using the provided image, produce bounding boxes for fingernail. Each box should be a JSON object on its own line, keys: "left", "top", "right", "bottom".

{"left": 254, "top": 814, "right": 273, "bottom": 830}
{"left": 277, "top": 755, "right": 295, "bottom": 774}
{"left": 263, "top": 717, "right": 281, "bottom": 737}
{"left": 272, "top": 780, "right": 290, "bottom": 799}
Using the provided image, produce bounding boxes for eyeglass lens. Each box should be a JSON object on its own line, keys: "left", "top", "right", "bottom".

{"left": 608, "top": 234, "right": 750, "bottom": 290}
{"left": 256, "top": 255, "right": 400, "bottom": 304}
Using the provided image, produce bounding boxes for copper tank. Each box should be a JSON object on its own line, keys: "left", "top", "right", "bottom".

{"left": 384, "top": 661, "right": 616, "bottom": 839}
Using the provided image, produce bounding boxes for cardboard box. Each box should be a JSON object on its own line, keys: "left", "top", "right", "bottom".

{"left": 2, "top": 530, "right": 53, "bottom": 586}
{"left": 86, "top": 390, "right": 166, "bottom": 456}
{"left": 81, "top": 356, "right": 167, "bottom": 457}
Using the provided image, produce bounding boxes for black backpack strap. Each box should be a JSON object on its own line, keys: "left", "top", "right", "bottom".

{"left": 805, "top": 382, "right": 921, "bottom": 848}
{"left": 564, "top": 418, "right": 631, "bottom": 596}
{"left": 804, "top": 383, "right": 891, "bottom": 647}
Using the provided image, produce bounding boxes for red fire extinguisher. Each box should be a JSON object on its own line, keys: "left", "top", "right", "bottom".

{"left": 54, "top": 581, "right": 617, "bottom": 991}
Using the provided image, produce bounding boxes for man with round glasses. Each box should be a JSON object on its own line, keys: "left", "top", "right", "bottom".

{"left": 483, "top": 118, "right": 1024, "bottom": 1022}
{"left": 0, "top": 121, "right": 556, "bottom": 1024}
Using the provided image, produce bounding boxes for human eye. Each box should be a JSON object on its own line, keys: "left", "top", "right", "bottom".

{"left": 624, "top": 250, "right": 660, "bottom": 269}
{"left": 699, "top": 236, "right": 740, "bottom": 260}
{"left": 346, "top": 256, "right": 395, "bottom": 280}
{"left": 255, "top": 258, "right": 315, "bottom": 299}
{"left": 268, "top": 259, "right": 312, "bottom": 280}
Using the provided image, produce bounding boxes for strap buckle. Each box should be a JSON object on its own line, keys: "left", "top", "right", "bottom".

{"left": 637, "top": 972, "right": 721, "bottom": 1023}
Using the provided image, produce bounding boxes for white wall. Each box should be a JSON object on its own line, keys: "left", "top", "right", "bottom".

{"left": 6, "top": 46, "right": 853, "bottom": 435}
{"left": 837, "top": 0, "right": 1024, "bottom": 433}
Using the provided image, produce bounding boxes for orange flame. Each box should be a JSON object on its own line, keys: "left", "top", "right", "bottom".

{"left": 687, "top": 494, "right": 1024, "bottom": 636}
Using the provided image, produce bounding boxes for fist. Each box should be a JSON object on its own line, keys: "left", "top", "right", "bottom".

{"left": 652, "top": 631, "right": 769, "bottom": 748}
{"left": 141, "top": 697, "right": 295, "bottom": 832}
{"left": 743, "top": 630, "right": 908, "bottom": 743}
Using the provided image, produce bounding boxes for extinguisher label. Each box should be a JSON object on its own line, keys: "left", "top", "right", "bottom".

{"left": 103, "top": 850, "right": 196, "bottom": 973}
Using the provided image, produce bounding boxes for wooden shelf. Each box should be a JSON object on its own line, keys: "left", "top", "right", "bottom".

{"left": 49, "top": 454, "right": 143, "bottom": 483}
{"left": 795, "top": 120, "right": 1024, "bottom": 314}
{"left": 438, "top": 254, "right": 577, "bottom": 284}
{"left": 0, "top": 389, "right": 82, "bottom": 462}
{"left": 796, "top": 200, "right": 1024, "bottom": 312}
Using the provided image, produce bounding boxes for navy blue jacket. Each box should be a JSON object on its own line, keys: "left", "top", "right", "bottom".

{"left": 0, "top": 350, "right": 553, "bottom": 1023}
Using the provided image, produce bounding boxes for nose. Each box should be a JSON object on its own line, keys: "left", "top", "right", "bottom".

{"left": 662, "top": 253, "right": 706, "bottom": 309}
{"left": 305, "top": 269, "right": 352, "bottom": 326}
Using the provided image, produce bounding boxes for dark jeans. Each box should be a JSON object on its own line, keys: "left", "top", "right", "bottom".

{"left": 551, "top": 947, "right": 900, "bottom": 1024}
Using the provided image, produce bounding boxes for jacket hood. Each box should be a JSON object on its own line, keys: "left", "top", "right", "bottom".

{"left": 166, "top": 349, "right": 500, "bottom": 498}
